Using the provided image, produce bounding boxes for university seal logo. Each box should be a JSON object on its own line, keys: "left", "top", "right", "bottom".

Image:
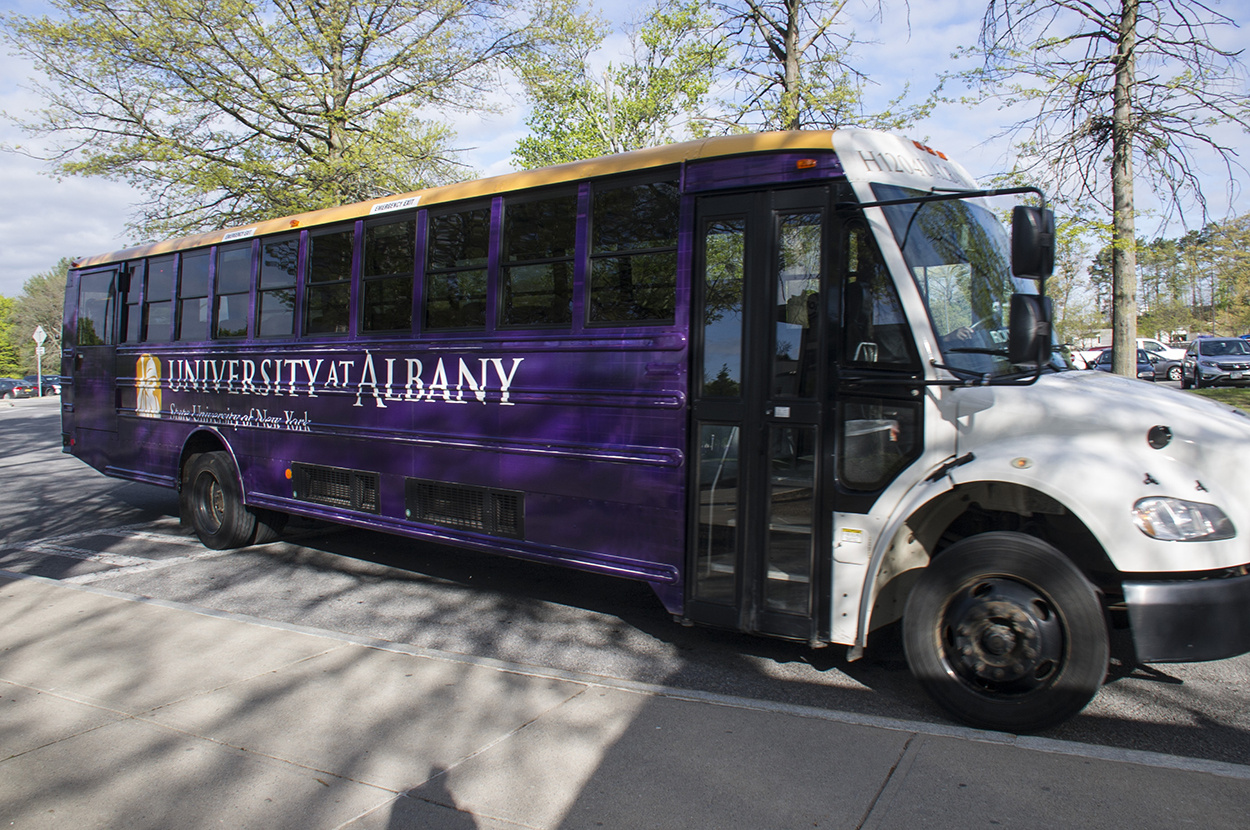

{"left": 136, "top": 354, "right": 162, "bottom": 418}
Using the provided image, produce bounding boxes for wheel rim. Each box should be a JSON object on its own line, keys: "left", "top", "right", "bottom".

{"left": 1169, "top": 367, "right": 1181, "bottom": 381}
{"left": 939, "top": 578, "right": 1066, "bottom": 696}
{"left": 195, "top": 472, "right": 226, "bottom": 534}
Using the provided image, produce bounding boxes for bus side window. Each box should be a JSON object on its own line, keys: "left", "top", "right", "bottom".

{"left": 589, "top": 178, "right": 679, "bottom": 325}
{"left": 258, "top": 235, "right": 298, "bottom": 338}
{"left": 362, "top": 217, "right": 415, "bottom": 333}
{"left": 842, "top": 225, "right": 917, "bottom": 369}
{"left": 119, "top": 261, "right": 144, "bottom": 344}
{"left": 501, "top": 193, "right": 576, "bottom": 328}
{"left": 144, "top": 256, "right": 175, "bottom": 342}
{"left": 425, "top": 207, "right": 490, "bottom": 330}
{"left": 176, "top": 251, "right": 210, "bottom": 342}
{"left": 305, "top": 225, "right": 354, "bottom": 335}
{"left": 214, "top": 241, "right": 253, "bottom": 339}
{"left": 77, "top": 269, "right": 117, "bottom": 346}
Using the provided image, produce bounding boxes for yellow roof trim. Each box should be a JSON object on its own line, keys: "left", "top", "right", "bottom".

{"left": 73, "top": 131, "right": 838, "bottom": 269}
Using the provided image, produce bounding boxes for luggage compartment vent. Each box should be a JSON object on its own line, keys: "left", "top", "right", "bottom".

{"left": 405, "top": 479, "right": 524, "bottom": 539}
{"left": 291, "top": 463, "right": 380, "bottom": 514}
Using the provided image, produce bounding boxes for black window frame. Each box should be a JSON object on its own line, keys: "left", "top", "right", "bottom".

{"left": 360, "top": 213, "right": 417, "bottom": 335}
{"left": 142, "top": 255, "right": 176, "bottom": 343}
{"left": 257, "top": 233, "right": 300, "bottom": 339}
{"left": 303, "top": 223, "right": 355, "bottom": 337}
{"left": 587, "top": 171, "right": 680, "bottom": 327}
{"left": 213, "top": 240, "right": 255, "bottom": 340}
{"left": 499, "top": 187, "right": 578, "bottom": 330}
{"left": 175, "top": 250, "right": 211, "bottom": 342}
{"left": 423, "top": 202, "right": 492, "bottom": 332}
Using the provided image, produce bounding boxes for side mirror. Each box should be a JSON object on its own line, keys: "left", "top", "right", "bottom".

{"left": 1008, "top": 293, "right": 1052, "bottom": 364}
{"left": 1012, "top": 206, "right": 1055, "bottom": 279}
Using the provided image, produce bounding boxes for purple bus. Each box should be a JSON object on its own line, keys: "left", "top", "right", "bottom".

{"left": 64, "top": 130, "right": 1250, "bottom": 733}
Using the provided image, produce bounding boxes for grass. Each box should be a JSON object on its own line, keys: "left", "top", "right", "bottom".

{"left": 1186, "top": 387, "right": 1250, "bottom": 412}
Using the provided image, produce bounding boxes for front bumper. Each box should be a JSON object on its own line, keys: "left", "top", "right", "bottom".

{"left": 1125, "top": 570, "right": 1250, "bottom": 662}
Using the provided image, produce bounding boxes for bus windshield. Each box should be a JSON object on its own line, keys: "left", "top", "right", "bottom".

{"left": 872, "top": 184, "right": 1046, "bottom": 379}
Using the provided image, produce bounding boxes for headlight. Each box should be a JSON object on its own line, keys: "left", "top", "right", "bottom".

{"left": 1132, "top": 497, "right": 1235, "bottom": 541}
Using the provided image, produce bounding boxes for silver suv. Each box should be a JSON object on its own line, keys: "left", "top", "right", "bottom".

{"left": 1181, "top": 338, "right": 1250, "bottom": 389}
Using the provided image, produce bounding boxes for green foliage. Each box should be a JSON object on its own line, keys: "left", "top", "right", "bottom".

{"left": 2, "top": 0, "right": 588, "bottom": 239}
{"left": 1084, "top": 214, "right": 1250, "bottom": 340}
{"left": 8, "top": 259, "right": 70, "bottom": 375}
{"left": 0, "top": 297, "right": 25, "bottom": 377}
{"left": 513, "top": 1, "right": 723, "bottom": 169}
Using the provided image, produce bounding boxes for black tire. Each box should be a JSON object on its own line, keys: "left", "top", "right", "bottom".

{"left": 1, "top": 391, "right": 12, "bottom": 400}
{"left": 251, "top": 508, "right": 288, "bottom": 545}
{"left": 183, "top": 451, "right": 257, "bottom": 550}
{"left": 1193, "top": 372, "right": 1203, "bottom": 389}
{"left": 903, "top": 532, "right": 1109, "bottom": 733}
{"left": 1167, "top": 365, "right": 1182, "bottom": 382}
{"left": 1181, "top": 371, "right": 1191, "bottom": 389}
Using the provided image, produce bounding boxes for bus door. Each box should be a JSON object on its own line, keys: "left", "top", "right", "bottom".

{"left": 687, "top": 187, "right": 830, "bottom": 641}
{"left": 70, "top": 266, "right": 120, "bottom": 435}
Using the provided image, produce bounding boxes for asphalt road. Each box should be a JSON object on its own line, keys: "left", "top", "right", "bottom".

{"left": 3, "top": 393, "right": 1248, "bottom": 767}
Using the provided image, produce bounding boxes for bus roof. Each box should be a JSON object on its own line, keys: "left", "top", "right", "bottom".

{"left": 73, "top": 131, "right": 850, "bottom": 269}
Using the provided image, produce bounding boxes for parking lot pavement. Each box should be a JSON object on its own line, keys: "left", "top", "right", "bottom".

{"left": 3, "top": 572, "right": 1249, "bottom": 830}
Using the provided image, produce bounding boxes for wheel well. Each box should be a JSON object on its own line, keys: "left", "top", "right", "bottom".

{"left": 178, "top": 430, "right": 229, "bottom": 493}
{"left": 867, "top": 481, "right": 1118, "bottom": 635}
{"left": 918, "top": 482, "right": 1116, "bottom": 587}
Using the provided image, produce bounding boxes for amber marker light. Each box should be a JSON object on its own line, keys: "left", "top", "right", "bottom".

{"left": 285, "top": 468, "right": 293, "bottom": 479}
{"left": 290, "top": 219, "right": 300, "bottom": 227}
{"left": 796, "top": 159, "right": 817, "bottom": 169}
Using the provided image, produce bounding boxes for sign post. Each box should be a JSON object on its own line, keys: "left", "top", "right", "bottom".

{"left": 32, "top": 326, "right": 47, "bottom": 397}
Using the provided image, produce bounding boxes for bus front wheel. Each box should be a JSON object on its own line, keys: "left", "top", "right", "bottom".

{"left": 184, "top": 452, "right": 257, "bottom": 550}
{"left": 902, "top": 532, "right": 1108, "bottom": 733}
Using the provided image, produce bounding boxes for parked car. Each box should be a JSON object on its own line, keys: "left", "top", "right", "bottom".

{"left": 0, "top": 378, "right": 35, "bottom": 399}
{"left": 1137, "top": 337, "right": 1186, "bottom": 361}
{"left": 1181, "top": 337, "right": 1250, "bottom": 389}
{"left": 1073, "top": 345, "right": 1110, "bottom": 369}
{"left": 1147, "top": 353, "right": 1183, "bottom": 382}
{"left": 23, "top": 374, "right": 61, "bottom": 395}
{"left": 1090, "top": 348, "right": 1156, "bottom": 381}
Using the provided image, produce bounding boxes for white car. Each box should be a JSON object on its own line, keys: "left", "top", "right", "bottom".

{"left": 1137, "top": 337, "right": 1186, "bottom": 361}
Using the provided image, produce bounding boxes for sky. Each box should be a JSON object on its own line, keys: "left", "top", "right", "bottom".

{"left": 0, "top": 0, "right": 1246, "bottom": 301}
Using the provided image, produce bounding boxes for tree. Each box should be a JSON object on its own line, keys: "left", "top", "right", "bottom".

{"left": 0, "top": 297, "right": 25, "bottom": 378}
{"left": 1, "top": 0, "right": 584, "bottom": 239}
{"left": 1048, "top": 216, "right": 1100, "bottom": 344}
{"left": 10, "top": 259, "right": 70, "bottom": 374}
{"left": 960, "top": 0, "right": 1249, "bottom": 377}
{"left": 513, "top": 1, "right": 723, "bottom": 169}
{"left": 708, "top": 0, "right": 932, "bottom": 132}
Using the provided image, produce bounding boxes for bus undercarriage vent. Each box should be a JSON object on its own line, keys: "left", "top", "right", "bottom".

{"left": 405, "top": 478, "right": 524, "bottom": 539}
{"left": 291, "top": 463, "right": 380, "bottom": 514}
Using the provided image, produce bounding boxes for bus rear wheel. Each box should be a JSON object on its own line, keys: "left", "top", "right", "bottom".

{"left": 902, "top": 532, "right": 1108, "bottom": 733}
{"left": 184, "top": 451, "right": 257, "bottom": 550}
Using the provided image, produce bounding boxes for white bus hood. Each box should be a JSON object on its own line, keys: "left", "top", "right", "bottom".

{"left": 943, "top": 370, "right": 1250, "bottom": 574}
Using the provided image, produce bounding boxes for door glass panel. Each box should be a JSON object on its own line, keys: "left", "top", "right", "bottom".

{"left": 765, "top": 425, "right": 816, "bottom": 614}
{"left": 694, "top": 424, "right": 739, "bottom": 604}
{"left": 701, "top": 219, "right": 745, "bottom": 397}
{"left": 773, "top": 213, "right": 821, "bottom": 398}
